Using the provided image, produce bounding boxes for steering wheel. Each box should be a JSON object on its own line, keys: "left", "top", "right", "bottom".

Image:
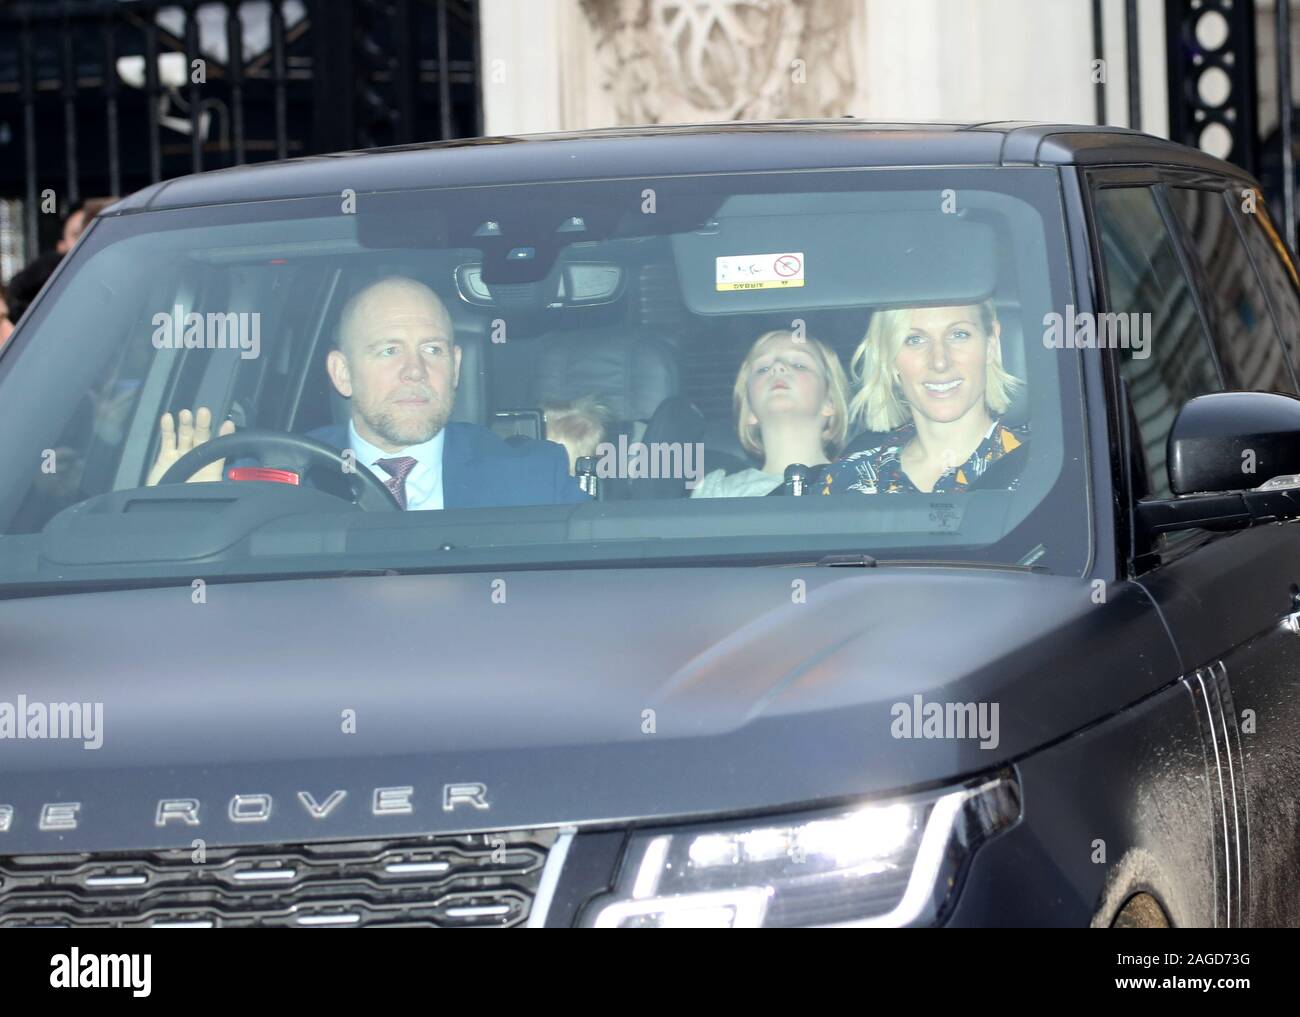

{"left": 156, "top": 429, "right": 399, "bottom": 511}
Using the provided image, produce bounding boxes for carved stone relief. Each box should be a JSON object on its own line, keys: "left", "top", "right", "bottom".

{"left": 578, "top": 0, "right": 859, "bottom": 124}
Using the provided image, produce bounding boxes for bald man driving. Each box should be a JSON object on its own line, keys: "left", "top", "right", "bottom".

{"left": 146, "top": 276, "right": 587, "bottom": 509}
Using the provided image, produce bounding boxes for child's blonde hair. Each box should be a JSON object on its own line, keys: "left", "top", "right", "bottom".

{"left": 847, "top": 300, "right": 1023, "bottom": 433}
{"left": 733, "top": 330, "right": 850, "bottom": 461}
{"left": 544, "top": 396, "right": 612, "bottom": 474}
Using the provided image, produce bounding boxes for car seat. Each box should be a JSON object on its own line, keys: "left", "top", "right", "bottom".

{"left": 526, "top": 329, "right": 701, "bottom": 497}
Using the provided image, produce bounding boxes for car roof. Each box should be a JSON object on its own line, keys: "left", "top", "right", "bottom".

{"left": 108, "top": 120, "right": 1251, "bottom": 215}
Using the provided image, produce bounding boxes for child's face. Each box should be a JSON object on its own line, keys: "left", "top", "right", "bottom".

{"left": 745, "top": 336, "right": 833, "bottom": 429}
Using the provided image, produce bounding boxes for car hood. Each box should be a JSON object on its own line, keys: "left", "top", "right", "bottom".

{"left": 0, "top": 566, "right": 1179, "bottom": 851}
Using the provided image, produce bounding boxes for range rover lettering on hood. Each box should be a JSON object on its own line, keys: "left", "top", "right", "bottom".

{"left": 0, "top": 784, "right": 490, "bottom": 834}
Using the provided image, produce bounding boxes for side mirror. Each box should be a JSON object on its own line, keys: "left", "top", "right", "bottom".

{"left": 1137, "top": 391, "right": 1300, "bottom": 538}
{"left": 1168, "top": 391, "right": 1300, "bottom": 495}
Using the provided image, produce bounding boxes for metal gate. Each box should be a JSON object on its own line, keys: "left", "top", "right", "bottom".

{"left": 0, "top": 0, "right": 481, "bottom": 262}
{"left": 1164, "top": 0, "right": 1300, "bottom": 251}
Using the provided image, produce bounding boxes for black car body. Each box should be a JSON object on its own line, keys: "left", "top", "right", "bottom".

{"left": 0, "top": 121, "right": 1298, "bottom": 927}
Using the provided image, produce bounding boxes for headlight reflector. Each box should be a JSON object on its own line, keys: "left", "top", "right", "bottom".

{"left": 585, "top": 773, "right": 1019, "bottom": 928}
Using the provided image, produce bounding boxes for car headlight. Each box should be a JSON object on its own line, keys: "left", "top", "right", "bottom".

{"left": 583, "top": 773, "right": 1020, "bottom": 927}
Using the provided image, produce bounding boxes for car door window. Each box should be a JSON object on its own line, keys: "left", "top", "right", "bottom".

{"left": 1093, "top": 185, "right": 1222, "bottom": 500}
{"left": 1234, "top": 192, "right": 1300, "bottom": 381}
{"left": 1168, "top": 185, "right": 1299, "bottom": 395}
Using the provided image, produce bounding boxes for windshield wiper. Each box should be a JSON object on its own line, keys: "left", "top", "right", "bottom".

{"left": 814, "top": 553, "right": 1050, "bottom": 573}
{"left": 815, "top": 553, "right": 878, "bottom": 567}
{"left": 880, "top": 558, "right": 1050, "bottom": 573}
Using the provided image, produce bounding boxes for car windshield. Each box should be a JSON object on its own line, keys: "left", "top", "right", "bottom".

{"left": 0, "top": 166, "right": 1088, "bottom": 594}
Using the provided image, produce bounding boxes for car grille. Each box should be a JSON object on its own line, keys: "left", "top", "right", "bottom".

{"left": 0, "top": 828, "right": 558, "bottom": 928}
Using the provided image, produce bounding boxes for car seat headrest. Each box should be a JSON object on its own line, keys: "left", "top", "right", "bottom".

{"left": 994, "top": 303, "right": 1029, "bottom": 428}
{"left": 532, "top": 331, "right": 679, "bottom": 423}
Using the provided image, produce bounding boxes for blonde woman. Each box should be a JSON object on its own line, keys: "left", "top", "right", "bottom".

{"left": 692, "top": 329, "right": 850, "bottom": 498}
{"left": 821, "top": 301, "right": 1027, "bottom": 495}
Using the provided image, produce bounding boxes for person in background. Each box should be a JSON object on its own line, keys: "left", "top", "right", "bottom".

{"left": 58, "top": 197, "right": 118, "bottom": 255}
{"left": 4, "top": 251, "right": 63, "bottom": 328}
{"left": 3, "top": 197, "right": 119, "bottom": 332}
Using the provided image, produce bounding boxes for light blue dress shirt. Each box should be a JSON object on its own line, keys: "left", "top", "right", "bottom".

{"left": 347, "top": 421, "right": 446, "bottom": 510}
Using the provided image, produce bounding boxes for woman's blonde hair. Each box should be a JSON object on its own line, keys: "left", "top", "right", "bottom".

{"left": 733, "top": 330, "right": 851, "bottom": 460}
{"left": 848, "top": 300, "right": 1023, "bottom": 433}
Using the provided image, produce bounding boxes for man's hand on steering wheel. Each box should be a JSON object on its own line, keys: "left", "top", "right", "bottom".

{"left": 150, "top": 419, "right": 400, "bottom": 511}
{"left": 146, "top": 406, "right": 236, "bottom": 486}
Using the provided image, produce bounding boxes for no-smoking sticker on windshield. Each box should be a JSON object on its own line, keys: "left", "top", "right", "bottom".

{"left": 716, "top": 252, "right": 805, "bottom": 291}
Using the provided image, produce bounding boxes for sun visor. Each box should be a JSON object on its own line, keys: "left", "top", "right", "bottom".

{"left": 672, "top": 211, "right": 998, "bottom": 314}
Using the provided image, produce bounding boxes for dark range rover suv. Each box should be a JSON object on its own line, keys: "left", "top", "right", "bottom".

{"left": 0, "top": 121, "right": 1298, "bottom": 927}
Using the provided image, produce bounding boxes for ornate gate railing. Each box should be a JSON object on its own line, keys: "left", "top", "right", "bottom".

{"left": 0, "top": 0, "right": 481, "bottom": 262}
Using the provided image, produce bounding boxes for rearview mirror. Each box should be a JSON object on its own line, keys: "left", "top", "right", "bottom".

{"left": 454, "top": 261, "right": 625, "bottom": 309}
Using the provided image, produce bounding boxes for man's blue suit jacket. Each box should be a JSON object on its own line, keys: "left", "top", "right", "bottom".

{"left": 306, "top": 421, "right": 589, "bottom": 509}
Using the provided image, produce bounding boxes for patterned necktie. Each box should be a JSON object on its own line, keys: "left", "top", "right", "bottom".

{"left": 376, "top": 456, "right": 417, "bottom": 509}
